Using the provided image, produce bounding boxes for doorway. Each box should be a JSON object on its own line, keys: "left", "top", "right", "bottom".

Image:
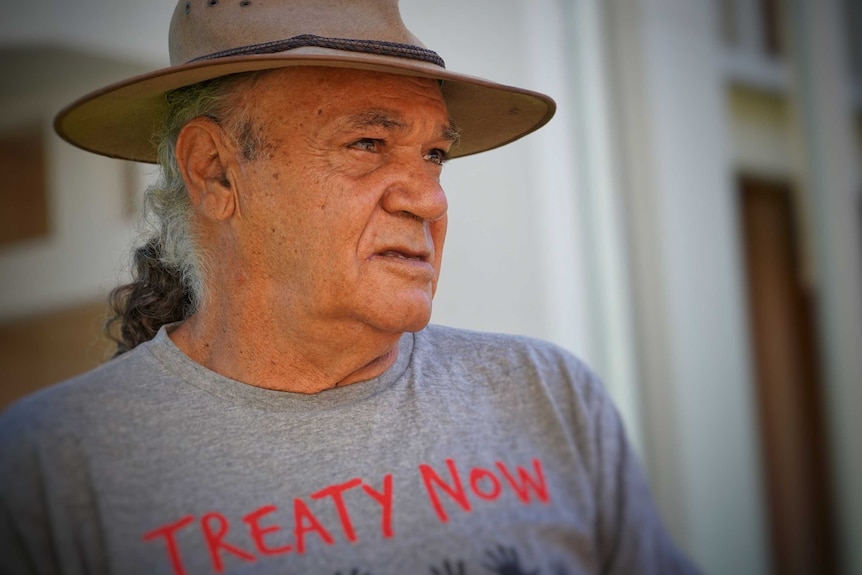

{"left": 739, "top": 176, "right": 838, "bottom": 575}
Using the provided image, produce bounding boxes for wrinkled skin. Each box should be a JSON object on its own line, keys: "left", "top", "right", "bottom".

{"left": 170, "top": 67, "right": 457, "bottom": 392}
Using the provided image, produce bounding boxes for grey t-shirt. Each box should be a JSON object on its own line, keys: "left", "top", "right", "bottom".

{"left": 0, "top": 324, "right": 697, "bottom": 575}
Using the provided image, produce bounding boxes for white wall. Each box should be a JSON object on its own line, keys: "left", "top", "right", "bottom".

{"left": 605, "top": 1, "right": 769, "bottom": 573}
{"left": 0, "top": 0, "right": 173, "bottom": 63}
{"left": 0, "top": 51, "right": 154, "bottom": 322}
{"left": 0, "top": 129, "right": 145, "bottom": 320}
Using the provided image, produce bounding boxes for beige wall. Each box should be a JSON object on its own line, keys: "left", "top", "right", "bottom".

{"left": 0, "top": 301, "right": 113, "bottom": 410}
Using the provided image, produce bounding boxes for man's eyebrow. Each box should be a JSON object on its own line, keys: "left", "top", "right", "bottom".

{"left": 442, "top": 122, "right": 461, "bottom": 144}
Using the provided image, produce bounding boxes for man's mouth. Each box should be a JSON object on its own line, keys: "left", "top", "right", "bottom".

{"left": 378, "top": 250, "right": 426, "bottom": 261}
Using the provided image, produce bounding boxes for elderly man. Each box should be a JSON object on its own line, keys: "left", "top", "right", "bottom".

{"left": 0, "top": 1, "right": 697, "bottom": 574}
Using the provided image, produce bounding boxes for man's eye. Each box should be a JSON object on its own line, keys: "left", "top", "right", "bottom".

{"left": 349, "top": 138, "right": 381, "bottom": 152}
{"left": 425, "top": 148, "right": 448, "bottom": 166}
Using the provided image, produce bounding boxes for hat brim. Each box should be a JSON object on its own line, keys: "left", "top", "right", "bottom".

{"left": 54, "top": 46, "right": 556, "bottom": 163}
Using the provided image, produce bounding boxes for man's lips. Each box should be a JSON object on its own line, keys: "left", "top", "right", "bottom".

{"left": 369, "top": 247, "right": 436, "bottom": 281}
{"left": 376, "top": 249, "right": 428, "bottom": 261}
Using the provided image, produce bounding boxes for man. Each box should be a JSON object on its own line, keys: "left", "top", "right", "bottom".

{"left": 0, "top": 1, "right": 698, "bottom": 574}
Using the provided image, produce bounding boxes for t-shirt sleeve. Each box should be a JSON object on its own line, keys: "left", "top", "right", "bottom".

{"left": 0, "top": 394, "right": 108, "bottom": 575}
{"left": 0, "top": 402, "right": 56, "bottom": 575}
{"left": 587, "top": 381, "right": 701, "bottom": 575}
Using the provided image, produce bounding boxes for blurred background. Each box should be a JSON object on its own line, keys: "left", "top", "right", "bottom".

{"left": 1, "top": 0, "right": 860, "bottom": 573}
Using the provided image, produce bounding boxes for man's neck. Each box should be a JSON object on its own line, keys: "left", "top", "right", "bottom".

{"left": 167, "top": 309, "right": 403, "bottom": 394}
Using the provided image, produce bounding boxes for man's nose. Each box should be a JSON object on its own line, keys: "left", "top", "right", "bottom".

{"left": 380, "top": 157, "right": 448, "bottom": 222}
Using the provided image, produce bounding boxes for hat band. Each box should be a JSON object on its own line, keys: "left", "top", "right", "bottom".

{"left": 187, "top": 34, "right": 446, "bottom": 68}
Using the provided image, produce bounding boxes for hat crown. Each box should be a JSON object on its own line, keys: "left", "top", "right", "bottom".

{"left": 169, "top": 0, "right": 424, "bottom": 66}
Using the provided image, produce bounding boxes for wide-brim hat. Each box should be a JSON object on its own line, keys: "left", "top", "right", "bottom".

{"left": 54, "top": 0, "right": 556, "bottom": 163}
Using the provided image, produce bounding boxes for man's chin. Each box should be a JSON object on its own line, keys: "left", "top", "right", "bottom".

{"left": 385, "top": 312, "right": 433, "bottom": 335}
{"left": 367, "top": 301, "right": 433, "bottom": 335}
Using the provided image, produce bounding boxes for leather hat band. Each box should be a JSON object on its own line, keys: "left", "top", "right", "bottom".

{"left": 188, "top": 34, "right": 447, "bottom": 68}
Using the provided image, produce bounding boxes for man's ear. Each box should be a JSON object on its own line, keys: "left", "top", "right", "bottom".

{"left": 175, "top": 117, "right": 240, "bottom": 221}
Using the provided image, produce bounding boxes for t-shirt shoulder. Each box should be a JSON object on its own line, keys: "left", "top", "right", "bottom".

{"left": 0, "top": 339, "right": 165, "bottom": 439}
{"left": 416, "top": 324, "right": 608, "bottom": 405}
{"left": 419, "top": 323, "right": 581, "bottom": 363}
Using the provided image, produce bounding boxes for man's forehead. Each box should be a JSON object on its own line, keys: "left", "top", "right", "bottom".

{"left": 238, "top": 67, "right": 458, "bottom": 140}
{"left": 339, "top": 109, "right": 460, "bottom": 142}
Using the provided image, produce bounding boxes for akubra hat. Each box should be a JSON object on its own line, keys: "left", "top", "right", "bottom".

{"left": 54, "top": 0, "right": 556, "bottom": 163}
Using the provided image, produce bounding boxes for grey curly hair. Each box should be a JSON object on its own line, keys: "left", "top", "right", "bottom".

{"left": 106, "top": 72, "right": 264, "bottom": 356}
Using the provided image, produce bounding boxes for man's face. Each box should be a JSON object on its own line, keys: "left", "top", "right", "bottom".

{"left": 224, "top": 67, "right": 455, "bottom": 336}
